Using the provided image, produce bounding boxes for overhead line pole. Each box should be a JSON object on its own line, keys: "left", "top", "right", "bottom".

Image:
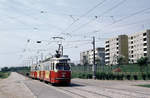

{"left": 92, "top": 36, "right": 96, "bottom": 79}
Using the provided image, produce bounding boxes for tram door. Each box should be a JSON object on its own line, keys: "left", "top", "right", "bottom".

{"left": 50, "top": 62, "right": 55, "bottom": 83}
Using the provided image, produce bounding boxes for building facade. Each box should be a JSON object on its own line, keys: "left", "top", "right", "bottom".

{"left": 105, "top": 35, "right": 128, "bottom": 65}
{"left": 80, "top": 47, "right": 105, "bottom": 65}
{"left": 105, "top": 29, "right": 150, "bottom": 65}
{"left": 128, "top": 30, "right": 150, "bottom": 63}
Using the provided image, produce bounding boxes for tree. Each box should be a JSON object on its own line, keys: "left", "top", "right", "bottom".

{"left": 137, "top": 57, "right": 148, "bottom": 74}
{"left": 1, "top": 67, "right": 9, "bottom": 72}
{"left": 117, "top": 56, "right": 124, "bottom": 67}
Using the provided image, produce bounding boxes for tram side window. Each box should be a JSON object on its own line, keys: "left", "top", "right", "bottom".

{"left": 35, "top": 66, "right": 38, "bottom": 70}
{"left": 52, "top": 63, "right": 54, "bottom": 70}
{"left": 44, "top": 65, "right": 46, "bottom": 70}
{"left": 46, "top": 64, "right": 48, "bottom": 70}
{"left": 49, "top": 63, "right": 51, "bottom": 70}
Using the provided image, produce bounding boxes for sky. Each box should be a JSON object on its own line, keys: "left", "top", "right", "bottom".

{"left": 0, "top": 0, "right": 150, "bottom": 67}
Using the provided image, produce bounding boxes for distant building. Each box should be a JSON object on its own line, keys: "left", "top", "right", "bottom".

{"left": 80, "top": 47, "right": 105, "bottom": 65}
{"left": 105, "top": 35, "right": 128, "bottom": 65}
{"left": 128, "top": 29, "right": 150, "bottom": 63}
{"left": 105, "top": 29, "right": 150, "bottom": 65}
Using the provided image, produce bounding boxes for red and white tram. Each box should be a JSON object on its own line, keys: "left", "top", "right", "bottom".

{"left": 30, "top": 55, "right": 71, "bottom": 85}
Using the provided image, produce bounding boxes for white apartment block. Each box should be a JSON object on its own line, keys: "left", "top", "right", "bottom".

{"left": 128, "top": 30, "right": 150, "bottom": 63}
{"left": 105, "top": 29, "right": 150, "bottom": 65}
{"left": 80, "top": 47, "right": 105, "bottom": 65}
{"left": 105, "top": 35, "right": 128, "bottom": 65}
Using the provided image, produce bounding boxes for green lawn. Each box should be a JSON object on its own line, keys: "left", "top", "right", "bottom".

{"left": 137, "top": 84, "right": 150, "bottom": 88}
{"left": 0, "top": 72, "right": 10, "bottom": 79}
{"left": 71, "top": 64, "right": 150, "bottom": 79}
{"left": 71, "top": 64, "right": 150, "bottom": 73}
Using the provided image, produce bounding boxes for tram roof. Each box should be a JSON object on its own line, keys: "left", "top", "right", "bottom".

{"left": 52, "top": 56, "right": 70, "bottom": 61}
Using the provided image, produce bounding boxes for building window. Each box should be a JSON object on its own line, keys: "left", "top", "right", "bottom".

{"left": 132, "top": 55, "right": 134, "bottom": 58}
{"left": 143, "top": 38, "right": 147, "bottom": 41}
{"left": 131, "top": 46, "right": 133, "bottom": 49}
{"left": 144, "top": 53, "right": 147, "bottom": 56}
{"left": 106, "top": 45, "right": 109, "bottom": 47}
{"left": 106, "top": 41, "right": 109, "bottom": 43}
{"left": 105, "top": 49, "right": 109, "bottom": 52}
{"left": 143, "top": 48, "right": 147, "bottom": 51}
{"left": 116, "top": 43, "right": 119, "bottom": 45}
{"left": 131, "top": 51, "right": 133, "bottom": 53}
{"left": 131, "top": 41, "right": 133, "bottom": 44}
{"left": 143, "top": 33, "right": 146, "bottom": 36}
{"left": 105, "top": 53, "right": 110, "bottom": 55}
{"left": 105, "top": 57, "right": 110, "bottom": 59}
{"left": 131, "top": 36, "right": 133, "bottom": 39}
{"left": 143, "top": 43, "right": 147, "bottom": 46}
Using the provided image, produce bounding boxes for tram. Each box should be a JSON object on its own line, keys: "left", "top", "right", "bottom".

{"left": 30, "top": 50, "right": 71, "bottom": 85}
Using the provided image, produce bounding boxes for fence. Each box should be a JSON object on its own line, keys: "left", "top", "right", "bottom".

{"left": 71, "top": 63, "right": 150, "bottom": 80}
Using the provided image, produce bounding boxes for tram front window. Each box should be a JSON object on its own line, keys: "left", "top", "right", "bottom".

{"left": 56, "top": 63, "right": 70, "bottom": 70}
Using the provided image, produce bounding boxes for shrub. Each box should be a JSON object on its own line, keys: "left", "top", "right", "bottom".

{"left": 133, "top": 75, "right": 138, "bottom": 80}
{"left": 126, "top": 75, "right": 131, "bottom": 80}
{"left": 142, "top": 74, "right": 146, "bottom": 80}
{"left": 120, "top": 74, "right": 124, "bottom": 80}
{"left": 111, "top": 74, "right": 116, "bottom": 80}
{"left": 147, "top": 74, "right": 150, "bottom": 80}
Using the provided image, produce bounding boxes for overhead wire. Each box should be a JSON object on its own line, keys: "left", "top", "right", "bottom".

{"left": 95, "top": 7, "right": 150, "bottom": 32}
{"left": 57, "top": 0, "right": 107, "bottom": 36}
{"left": 69, "top": 0, "right": 127, "bottom": 35}
{"left": 0, "top": 0, "right": 63, "bottom": 31}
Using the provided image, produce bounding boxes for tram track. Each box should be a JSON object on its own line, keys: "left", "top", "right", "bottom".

{"left": 59, "top": 87, "right": 111, "bottom": 98}
{"left": 104, "top": 86, "right": 150, "bottom": 97}
{"left": 24, "top": 76, "right": 150, "bottom": 98}
{"left": 32, "top": 78, "right": 150, "bottom": 98}
{"left": 71, "top": 80, "right": 150, "bottom": 98}
{"left": 58, "top": 86, "right": 112, "bottom": 98}
{"left": 59, "top": 88, "right": 87, "bottom": 98}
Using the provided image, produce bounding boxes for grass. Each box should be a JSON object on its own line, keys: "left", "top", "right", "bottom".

{"left": 137, "top": 84, "right": 150, "bottom": 88}
{"left": 0, "top": 72, "right": 10, "bottom": 79}
{"left": 120, "top": 64, "right": 150, "bottom": 72}
{"left": 71, "top": 64, "right": 150, "bottom": 80}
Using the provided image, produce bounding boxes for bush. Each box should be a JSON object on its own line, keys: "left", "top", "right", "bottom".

{"left": 120, "top": 74, "right": 124, "bottom": 80}
{"left": 147, "top": 74, "right": 150, "bottom": 80}
{"left": 0, "top": 72, "right": 10, "bottom": 79}
{"left": 87, "top": 74, "right": 92, "bottom": 79}
{"left": 107, "top": 73, "right": 113, "bottom": 80}
{"left": 111, "top": 74, "right": 116, "bottom": 80}
{"left": 126, "top": 75, "right": 131, "bottom": 80}
{"left": 133, "top": 75, "right": 138, "bottom": 80}
{"left": 142, "top": 74, "right": 146, "bottom": 80}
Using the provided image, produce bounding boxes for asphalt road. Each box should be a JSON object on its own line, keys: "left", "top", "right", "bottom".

{"left": 24, "top": 79, "right": 72, "bottom": 98}
{"left": 1, "top": 72, "right": 150, "bottom": 98}
{"left": 24, "top": 76, "right": 150, "bottom": 98}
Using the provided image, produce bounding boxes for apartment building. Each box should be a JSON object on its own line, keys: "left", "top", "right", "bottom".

{"left": 80, "top": 47, "right": 105, "bottom": 65}
{"left": 128, "top": 30, "right": 150, "bottom": 63}
{"left": 105, "top": 35, "right": 128, "bottom": 65}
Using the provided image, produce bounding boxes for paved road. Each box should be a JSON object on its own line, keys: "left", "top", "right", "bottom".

{"left": 0, "top": 72, "right": 35, "bottom": 98}
{"left": 1, "top": 72, "right": 150, "bottom": 98}
{"left": 25, "top": 75, "right": 150, "bottom": 98}
{"left": 24, "top": 79, "right": 72, "bottom": 98}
